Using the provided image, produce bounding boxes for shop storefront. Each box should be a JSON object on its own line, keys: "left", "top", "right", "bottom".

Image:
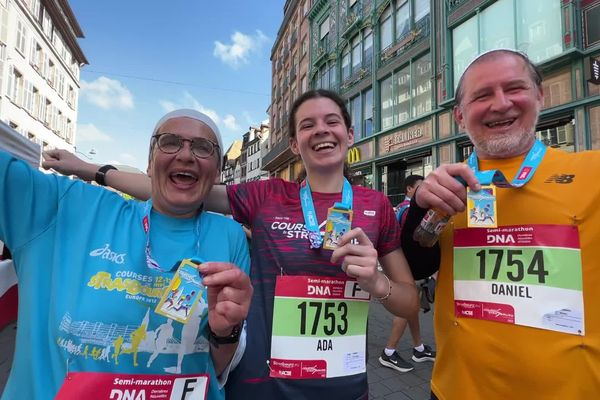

{"left": 347, "top": 139, "right": 375, "bottom": 188}
{"left": 376, "top": 118, "right": 433, "bottom": 205}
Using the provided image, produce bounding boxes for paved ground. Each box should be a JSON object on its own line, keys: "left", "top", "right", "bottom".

{"left": 367, "top": 301, "right": 435, "bottom": 400}
{"left": 0, "top": 302, "right": 435, "bottom": 398}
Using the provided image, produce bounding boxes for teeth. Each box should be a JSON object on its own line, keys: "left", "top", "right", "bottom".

{"left": 487, "top": 119, "right": 514, "bottom": 127}
{"left": 313, "top": 143, "right": 335, "bottom": 151}
{"left": 171, "top": 172, "right": 197, "bottom": 181}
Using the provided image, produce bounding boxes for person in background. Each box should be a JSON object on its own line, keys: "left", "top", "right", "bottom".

{"left": 379, "top": 174, "right": 436, "bottom": 373}
{"left": 47, "top": 90, "right": 420, "bottom": 400}
{"left": 401, "top": 49, "right": 600, "bottom": 399}
{"left": 1, "top": 109, "right": 252, "bottom": 399}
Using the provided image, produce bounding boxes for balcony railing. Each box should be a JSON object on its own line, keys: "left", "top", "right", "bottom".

{"left": 340, "top": 63, "right": 372, "bottom": 92}
{"left": 342, "top": 3, "right": 363, "bottom": 39}
{"left": 379, "top": 16, "right": 430, "bottom": 68}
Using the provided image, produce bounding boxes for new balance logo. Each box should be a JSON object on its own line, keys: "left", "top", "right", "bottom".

{"left": 544, "top": 174, "right": 575, "bottom": 184}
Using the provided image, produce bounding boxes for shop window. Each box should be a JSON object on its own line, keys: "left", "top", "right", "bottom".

{"left": 583, "top": 2, "right": 600, "bottom": 48}
{"left": 536, "top": 118, "right": 575, "bottom": 153}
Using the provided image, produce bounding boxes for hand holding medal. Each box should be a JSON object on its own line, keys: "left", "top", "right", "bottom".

{"left": 199, "top": 262, "right": 253, "bottom": 337}
{"left": 330, "top": 228, "right": 387, "bottom": 297}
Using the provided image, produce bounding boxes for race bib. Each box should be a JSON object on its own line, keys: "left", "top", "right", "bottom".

{"left": 453, "top": 224, "right": 584, "bottom": 335}
{"left": 270, "top": 275, "right": 370, "bottom": 379}
{"left": 56, "top": 372, "right": 209, "bottom": 400}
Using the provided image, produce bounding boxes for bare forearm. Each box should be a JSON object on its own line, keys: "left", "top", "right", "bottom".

{"left": 203, "top": 184, "right": 231, "bottom": 215}
{"left": 104, "top": 169, "right": 152, "bottom": 200}
{"left": 210, "top": 342, "right": 238, "bottom": 376}
{"left": 381, "top": 280, "right": 418, "bottom": 318}
{"left": 378, "top": 249, "right": 419, "bottom": 318}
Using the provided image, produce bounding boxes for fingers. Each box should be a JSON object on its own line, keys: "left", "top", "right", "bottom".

{"left": 203, "top": 262, "right": 253, "bottom": 335}
{"left": 331, "top": 228, "right": 374, "bottom": 264}
{"left": 200, "top": 262, "right": 252, "bottom": 290}
{"left": 414, "top": 163, "right": 479, "bottom": 215}
{"left": 41, "top": 149, "right": 62, "bottom": 169}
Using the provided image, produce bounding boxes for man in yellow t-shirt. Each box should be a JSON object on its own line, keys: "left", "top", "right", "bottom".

{"left": 404, "top": 49, "right": 600, "bottom": 399}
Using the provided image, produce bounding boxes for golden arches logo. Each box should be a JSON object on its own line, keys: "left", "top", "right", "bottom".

{"left": 347, "top": 147, "right": 361, "bottom": 164}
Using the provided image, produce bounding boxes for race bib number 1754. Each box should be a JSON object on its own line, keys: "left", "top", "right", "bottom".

{"left": 453, "top": 224, "right": 584, "bottom": 335}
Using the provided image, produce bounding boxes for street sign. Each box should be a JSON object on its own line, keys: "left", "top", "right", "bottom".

{"left": 590, "top": 57, "right": 600, "bottom": 85}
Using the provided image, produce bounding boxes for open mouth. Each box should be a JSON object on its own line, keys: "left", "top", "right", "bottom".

{"left": 169, "top": 171, "right": 198, "bottom": 186}
{"left": 312, "top": 142, "right": 336, "bottom": 151}
{"left": 485, "top": 119, "right": 516, "bottom": 129}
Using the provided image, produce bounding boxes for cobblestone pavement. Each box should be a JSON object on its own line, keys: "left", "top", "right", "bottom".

{"left": 0, "top": 302, "right": 435, "bottom": 398}
{"left": 368, "top": 301, "right": 435, "bottom": 400}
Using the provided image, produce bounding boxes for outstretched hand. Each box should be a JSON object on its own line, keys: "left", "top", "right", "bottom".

{"left": 414, "top": 163, "right": 480, "bottom": 215}
{"left": 199, "top": 262, "right": 253, "bottom": 337}
{"left": 42, "top": 149, "right": 94, "bottom": 180}
{"left": 330, "top": 228, "right": 388, "bottom": 298}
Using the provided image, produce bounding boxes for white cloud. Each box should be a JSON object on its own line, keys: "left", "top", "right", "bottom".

{"left": 223, "top": 114, "right": 239, "bottom": 131}
{"left": 80, "top": 77, "right": 134, "bottom": 110}
{"left": 119, "top": 152, "right": 137, "bottom": 164}
{"left": 76, "top": 123, "right": 113, "bottom": 143}
{"left": 213, "top": 30, "right": 269, "bottom": 68}
{"left": 159, "top": 92, "right": 244, "bottom": 134}
{"left": 159, "top": 92, "right": 221, "bottom": 125}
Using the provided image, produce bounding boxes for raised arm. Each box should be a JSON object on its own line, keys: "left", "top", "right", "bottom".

{"left": 42, "top": 149, "right": 232, "bottom": 213}
{"left": 43, "top": 149, "right": 152, "bottom": 200}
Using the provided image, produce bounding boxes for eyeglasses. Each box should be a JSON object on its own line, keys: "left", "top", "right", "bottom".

{"left": 152, "top": 133, "right": 219, "bottom": 159}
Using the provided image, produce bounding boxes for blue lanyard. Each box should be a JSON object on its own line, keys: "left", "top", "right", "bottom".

{"left": 142, "top": 200, "right": 202, "bottom": 272}
{"left": 300, "top": 178, "right": 353, "bottom": 249}
{"left": 467, "top": 140, "right": 547, "bottom": 188}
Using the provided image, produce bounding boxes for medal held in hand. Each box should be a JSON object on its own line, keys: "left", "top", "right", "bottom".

{"left": 323, "top": 204, "right": 353, "bottom": 250}
{"left": 155, "top": 259, "right": 205, "bottom": 324}
{"left": 467, "top": 185, "right": 497, "bottom": 228}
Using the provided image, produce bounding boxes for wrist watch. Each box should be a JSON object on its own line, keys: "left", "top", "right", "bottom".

{"left": 207, "top": 322, "right": 242, "bottom": 348}
{"left": 95, "top": 164, "right": 117, "bottom": 186}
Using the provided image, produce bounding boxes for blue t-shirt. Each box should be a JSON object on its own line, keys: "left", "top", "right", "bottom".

{"left": 0, "top": 151, "right": 250, "bottom": 400}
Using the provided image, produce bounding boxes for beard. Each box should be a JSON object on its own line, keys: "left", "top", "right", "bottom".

{"left": 470, "top": 107, "right": 541, "bottom": 159}
{"left": 471, "top": 129, "right": 536, "bottom": 159}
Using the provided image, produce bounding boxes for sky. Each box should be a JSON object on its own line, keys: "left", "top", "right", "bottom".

{"left": 69, "top": 0, "right": 285, "bottom": 171}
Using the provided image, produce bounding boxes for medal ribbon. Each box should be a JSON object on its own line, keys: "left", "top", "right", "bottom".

{"left": 467, "top": 139, "right": 547, "bottom": 187}
{"left": 299, "top": 178, "right": 353, "bottom": 249}
{"left": 142, "top": 200, "right": 202, "bottom": 271}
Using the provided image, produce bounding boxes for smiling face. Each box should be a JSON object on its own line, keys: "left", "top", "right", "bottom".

{"left": 453, "top": 52, "right": 544, "bottom": 159}
{"left": 289, "top": 97, "right": 354, "bottom": 175}
{"left": 147, "top": 117, "right": 220, "bottom": 218}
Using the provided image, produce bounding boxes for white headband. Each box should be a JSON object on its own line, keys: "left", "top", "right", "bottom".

{"left": 151, "top": 109, "right": 223, "bottom": 170}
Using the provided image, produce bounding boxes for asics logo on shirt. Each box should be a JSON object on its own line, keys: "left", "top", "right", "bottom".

{"left": 544, "top": 174, "right": 575, "bottom": 184}
{"left": 89, "top": 243, "right": 126, "bottom": 264}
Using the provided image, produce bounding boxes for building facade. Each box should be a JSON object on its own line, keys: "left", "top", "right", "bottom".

{"left": 288, "top": 0, "right": 600, "bottom": 205}
{"left": 221, "top": 139, "right": 242, "bottom": 185}
{"left": 244, "top": 121, "right": 270, "bottom": 182}
{"left": 0, "top": 0, "right": 87, "bottom": 153}
{"left": 263, "top": 0, "right": 313, "bottom": 181}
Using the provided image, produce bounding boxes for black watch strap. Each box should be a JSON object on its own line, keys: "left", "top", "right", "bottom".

{"left": 95, "top": 165, "right": 117, "bottom": 186}
{"left": 207, "top": 323, "right": 242, "bottom": 348}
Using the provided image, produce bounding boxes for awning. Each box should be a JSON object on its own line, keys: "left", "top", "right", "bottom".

{"left": 0, "top": 121, "right": 41, "bottom": 168}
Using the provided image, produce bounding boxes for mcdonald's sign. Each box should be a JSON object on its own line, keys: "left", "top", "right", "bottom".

{"left": 347, "top": 147, "right": 361, "bottom": 164}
